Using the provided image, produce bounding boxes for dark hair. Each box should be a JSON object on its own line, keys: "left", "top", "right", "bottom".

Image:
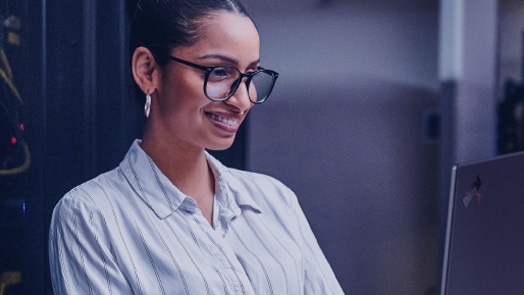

{"left": 127, "top": 0, "right": 253, "bottom": 66}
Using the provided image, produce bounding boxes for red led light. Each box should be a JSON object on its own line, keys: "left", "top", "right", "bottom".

{"left": 475, "top": 192, "right": 481, "bottom": 205}
{"left": 19, "top": 123, "right": 25, "bottom": 131}
{"left": 11, "top": 137, "right": 17, "bottom": 144}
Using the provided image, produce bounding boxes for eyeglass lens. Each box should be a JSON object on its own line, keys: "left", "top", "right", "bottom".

{"left": 205, "top": 67, "right": 275, "bottom": 103}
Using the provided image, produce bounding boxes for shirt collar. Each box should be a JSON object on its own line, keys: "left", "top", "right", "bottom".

{"left": 118, "top": 140, "right": 197, "bottom": 219}
{"left": 119, "top": 140, "right": 261, "bottom": 220}
{"left": 205, "top": 151, "right": 262, "bottom": 214}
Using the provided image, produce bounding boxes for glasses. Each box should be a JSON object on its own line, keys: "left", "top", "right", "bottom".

{"left": 166, "top": 55, "right": 278, "bottom": 104}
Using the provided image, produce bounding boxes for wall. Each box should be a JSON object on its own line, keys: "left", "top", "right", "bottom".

{"left": 244, "top": 2, "right": 441, "bottom": 294}
{"left": 252, "top": 3, "right": 439, "bottom": 90}
{"left": 499, "top": 0, "right": 524, "bottom": 87}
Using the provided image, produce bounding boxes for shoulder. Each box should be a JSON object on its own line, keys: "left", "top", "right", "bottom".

{"left": 223, "top": 166, "right": 299, "bottom": 209}
{"left": 228, "top": 167, "right": 289, "bottom": 190}
{"left": 211, "top": 153, "right": 302, "bottom": 211}
{"left": 207, "top": 153, "right": 295, "bottom": 200}
{"left": 49, "top": 167, "right": 137, "bottom": 247}
{"left": 52, "top": 167, "right": 126, "bottom": 218}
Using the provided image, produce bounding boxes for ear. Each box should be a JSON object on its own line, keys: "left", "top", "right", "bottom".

{"left": 132, "top": 46, "right": 160, "bottom": 95}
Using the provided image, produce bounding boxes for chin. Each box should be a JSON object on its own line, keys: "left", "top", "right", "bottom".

{"left": 207, "top": 138, "right": 236, "bottom": 151}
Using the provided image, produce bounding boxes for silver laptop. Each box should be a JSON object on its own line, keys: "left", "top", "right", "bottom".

{"left": 440, "top": 151, "right": 524, "bottom": 294}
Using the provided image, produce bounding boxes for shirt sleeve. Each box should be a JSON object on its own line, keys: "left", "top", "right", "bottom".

{"left": 48, "top": 189, "right": 132, "bottom": 295}
{"left": 286, "top": 188, "right": 346, "bottom": 295}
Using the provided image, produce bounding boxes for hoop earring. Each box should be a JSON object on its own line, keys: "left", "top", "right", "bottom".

{"left": 144, "top": 93, "right": 151, "bottom": 118}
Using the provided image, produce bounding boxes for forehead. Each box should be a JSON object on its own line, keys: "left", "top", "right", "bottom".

{"left": 175, "top": 12, "right": 260, "bottom": 64}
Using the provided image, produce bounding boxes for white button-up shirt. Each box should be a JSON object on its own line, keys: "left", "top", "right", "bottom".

{"left": 49, "top": 140, "right": 344, "bottom": 294}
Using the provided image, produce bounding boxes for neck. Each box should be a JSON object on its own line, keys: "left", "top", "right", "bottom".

{"left": 142, "top": 138, "right": 212, "bottom": 191}
{"left": 140, "top": 131, "right": 216, "bottom": 224}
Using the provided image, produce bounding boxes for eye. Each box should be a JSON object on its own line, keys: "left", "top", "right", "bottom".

{"left": 248, "top": 66, "right": 260, "bottom": 73}
{"left": 208, "top": 67, "right": 233, "bottom": 82}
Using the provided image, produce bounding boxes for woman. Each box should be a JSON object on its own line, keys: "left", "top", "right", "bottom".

{"left": 49, "top": 0, "right": 344, "bottom": 294}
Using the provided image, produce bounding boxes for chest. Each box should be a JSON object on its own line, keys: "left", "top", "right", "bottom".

{"left": 106, "top": 207, "right": 305, "bottom": 295}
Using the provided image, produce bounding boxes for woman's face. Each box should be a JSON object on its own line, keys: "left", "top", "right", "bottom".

{"left": 152, "top": 11, "right": 260, "bottom": 152}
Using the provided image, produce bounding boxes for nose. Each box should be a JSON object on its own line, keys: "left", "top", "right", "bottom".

{"left": 224, "top": 78, "right": 253, "bottom": 112}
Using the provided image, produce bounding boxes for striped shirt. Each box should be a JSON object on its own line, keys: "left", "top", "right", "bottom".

{"left": 49, "top": 140, "right": 344, "bottom": 294}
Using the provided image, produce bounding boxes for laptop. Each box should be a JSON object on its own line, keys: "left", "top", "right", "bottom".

{"left": 440, "top": 151, "right": 524, "bottom": 294}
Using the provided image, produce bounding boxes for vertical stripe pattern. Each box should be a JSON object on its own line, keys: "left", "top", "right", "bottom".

{"left": 48, "top": 139, "right": 344, "bottom": 294}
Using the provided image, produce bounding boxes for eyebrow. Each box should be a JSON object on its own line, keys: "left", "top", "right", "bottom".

{"left": 199, "top": 54, "right": 260, "bottom": 67}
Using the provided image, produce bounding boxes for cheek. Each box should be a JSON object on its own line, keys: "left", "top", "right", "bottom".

{"left": 170, "top": 69, "right": 206, "bottom": 98}
{"left": 162, "top": 93, "right": 212, "bottom": 131}
{"left": 159, "top": 76, "right": 205, "bottom": 109}
{"left": 156, "top": 68, "right": 212, "bottom": 123}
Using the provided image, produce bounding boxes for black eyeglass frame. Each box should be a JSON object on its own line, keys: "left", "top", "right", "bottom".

{"left": 166, "top": 55, "right": 279, "bottom": 104}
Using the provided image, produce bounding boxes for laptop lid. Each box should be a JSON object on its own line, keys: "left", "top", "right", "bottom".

{"left": 440, "top": 151, "right": 524, "bottom": 295}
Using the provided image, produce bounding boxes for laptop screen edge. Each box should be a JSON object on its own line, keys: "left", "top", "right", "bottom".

{"left": 439, "top": 164, "right": 459, "bottom": 295}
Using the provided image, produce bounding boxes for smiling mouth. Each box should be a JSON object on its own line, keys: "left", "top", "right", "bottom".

{"left": 206, "top": 112, "right": 239, "bottom": 126}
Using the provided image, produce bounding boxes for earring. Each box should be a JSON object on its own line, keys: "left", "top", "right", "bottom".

{"left": 144, "top": 93, "right": 151, "bottom": 118}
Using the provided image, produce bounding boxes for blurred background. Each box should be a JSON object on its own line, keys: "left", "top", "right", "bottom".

{"left": 0, "top": 0, "right": 523, "bottom": 294}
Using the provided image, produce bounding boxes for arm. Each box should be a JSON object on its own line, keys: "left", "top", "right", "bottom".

{"left": 288, "top": 190, "right": 345, "bottom": 295}
{"left": 48, "top": 190, "right": 131, "bottom": 295}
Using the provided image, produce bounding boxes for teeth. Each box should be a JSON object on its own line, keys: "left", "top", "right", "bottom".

{"left": 208, "top": 113, "right": 237, "bottom": 126}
